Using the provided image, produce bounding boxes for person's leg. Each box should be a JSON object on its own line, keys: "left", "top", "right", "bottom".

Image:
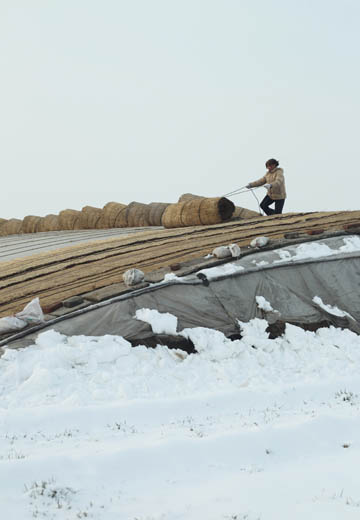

{"left": 274, "top": 199, "right": 285, "bottom": 214}
{"left": 260, "top": 195, "right": 275, "bottom": 215}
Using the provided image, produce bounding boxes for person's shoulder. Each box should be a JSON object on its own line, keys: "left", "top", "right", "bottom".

{"left": 277, "top": 167, "right": 284, "bottom": 174}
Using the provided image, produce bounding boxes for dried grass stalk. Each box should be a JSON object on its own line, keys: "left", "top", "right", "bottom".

{"left": 102, "top": 202, "right": 127, "bottom": 227}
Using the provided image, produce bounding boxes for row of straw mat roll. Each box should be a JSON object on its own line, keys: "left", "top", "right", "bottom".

{"left": 0, "top": 201, "right": 171, "bottom": 236}
{"left": 0, "top": 195, "right": 254, "bottom": 236}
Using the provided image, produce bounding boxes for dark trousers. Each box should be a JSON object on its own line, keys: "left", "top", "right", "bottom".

{"left": 260, "top": 195, "right": 285, "bottom": 216}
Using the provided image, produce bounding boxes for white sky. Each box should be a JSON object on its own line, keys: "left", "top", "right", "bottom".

{"left": 1, "top": 0, "right": 359, "bottom": 219}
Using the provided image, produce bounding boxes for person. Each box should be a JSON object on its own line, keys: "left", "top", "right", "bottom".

{"left": 246, "top": 159, "right": 286, "bottom": 215}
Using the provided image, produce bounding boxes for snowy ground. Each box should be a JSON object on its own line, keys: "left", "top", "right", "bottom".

{"left": 1, "top": 311, "right": 360, "bottom": 519}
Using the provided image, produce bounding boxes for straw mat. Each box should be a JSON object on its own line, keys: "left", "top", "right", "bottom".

{"left": 0, "top": 210, "right": 359, "bottom": 317}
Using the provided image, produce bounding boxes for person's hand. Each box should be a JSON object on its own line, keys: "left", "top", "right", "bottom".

{"left": 246, "top": 184, "right": 251, "bottom": 189}
{"left": 263, "top": 183, "right": 272, "bottom": 189}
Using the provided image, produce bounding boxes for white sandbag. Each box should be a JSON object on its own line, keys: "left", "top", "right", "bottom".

{"left": 250, "top": 236, "right": 270, "bottom": 248}
{"left": 0, "top": 316, "right": 27, "bottom": 334}
{"left": 212, "top": 246, "right": 232, "bottom": 259}
{"left": 229, "top": 243, "right": 241, "bottom": 257}
{"left": 212, "top": 244, "right": 241, "bottom": 259}
{"left": 15, "top": 297, "right": 45, "bottom": 324}
{"left": 123, "top": 268, "right": 145, "bottom": 286}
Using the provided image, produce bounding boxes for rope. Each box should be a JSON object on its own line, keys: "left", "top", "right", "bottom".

{"left": 222, "top": 185, "right": 264, "bottom": 215}
{"left": 250, "top": 187, "right": 263, "bottom": 215}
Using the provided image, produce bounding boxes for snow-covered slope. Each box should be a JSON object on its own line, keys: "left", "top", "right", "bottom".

{"left": 1, "top": 318, "right": 360, "bottom": 519}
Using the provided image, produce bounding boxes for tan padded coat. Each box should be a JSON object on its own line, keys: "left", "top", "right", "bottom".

{"left": 249, "top": 167, "right": 286, "bottom": 200}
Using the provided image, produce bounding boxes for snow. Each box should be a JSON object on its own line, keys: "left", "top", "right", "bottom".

{"left": 313, "top": 296, "right": 355, "bottom": 320}
{"left": 256, "top": 295, "right": 274, "bottom": 312}
{"left": 2, "top": 315, "right": 360, "bottom": 519}
{"left": 135, "top": 308, "right": 178, "bottom": 335}
{"left": 198, "top": 262, "right": 244, "bottom": 280}
{"left": 274, "top": 235, "right": 360, "bottom": 264}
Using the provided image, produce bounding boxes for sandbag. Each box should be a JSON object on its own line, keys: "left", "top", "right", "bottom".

{"left": 123, "top": 268, "right": 145, "bottom": 286}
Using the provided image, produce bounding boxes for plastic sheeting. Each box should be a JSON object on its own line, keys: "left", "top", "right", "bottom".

{"left": 3, "top": 235, "right": 360, "bottom": 348}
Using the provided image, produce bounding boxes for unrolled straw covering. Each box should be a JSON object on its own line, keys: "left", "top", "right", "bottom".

{"left": 232, "top": 206, "right": 259, "bottom": 219}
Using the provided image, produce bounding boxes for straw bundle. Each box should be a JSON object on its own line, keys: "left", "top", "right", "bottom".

{"left": 162, "top": 197, "right": 234, "bottom": 228}
{"left": 126, "top": 202, "right": 151, "bottom": 227}
{"left": 22, "top": 215, "right": 42, "bottom": 233}
{"left": 179, "top": 194, "right": 256, "bottom": 221}
{"left": 148, "top": 203, "right": 169, "bottom": 226}
{"left": 95, "top": 214, "right": 108, "bottom": 229}
{"left": 180, "top": 199, "right": 203, "bottom": 226}
{"left": 199, "top": 197, "right": 235, "bottom": 225}
{"left": 178, "top": 193, "right": 204, "bottom": 202}
{"left": 58, "top": 209, "right": 82, "bottom": 230}
{"left": 0, "top": 218, "right": 8, "bottom": 235}
{"left": 102, "top": 202, "right": 127, "bottom": 227}
{"left": 37, "top": 214, "right": 61, "bottom": 232}
{"left": 161, "top": 201, "right": 186, "bottom": 228}
{"left": 232, "top": 206, "right": 259, "bottom": 219}
{"left": 79, "top": 206, "right": 103, "bottom": 229}
{"left": 114, "top": 206, "right": 128, "bottom": 227}
{"left": 0, "top": 218, "right": 23, "bottom": 236}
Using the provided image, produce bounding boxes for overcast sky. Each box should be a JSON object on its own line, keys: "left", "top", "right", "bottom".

{"left": 1, "top": 0, "right": 359, "bottom": 219}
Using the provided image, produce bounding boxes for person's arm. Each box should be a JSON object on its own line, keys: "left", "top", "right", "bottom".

{"left": 247, "top": 174, "right": 267, "bottom": 188}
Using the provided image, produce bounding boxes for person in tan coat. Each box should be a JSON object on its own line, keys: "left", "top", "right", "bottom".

{"left": 246, "top": 159, "right": 286, "bottom": 215}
